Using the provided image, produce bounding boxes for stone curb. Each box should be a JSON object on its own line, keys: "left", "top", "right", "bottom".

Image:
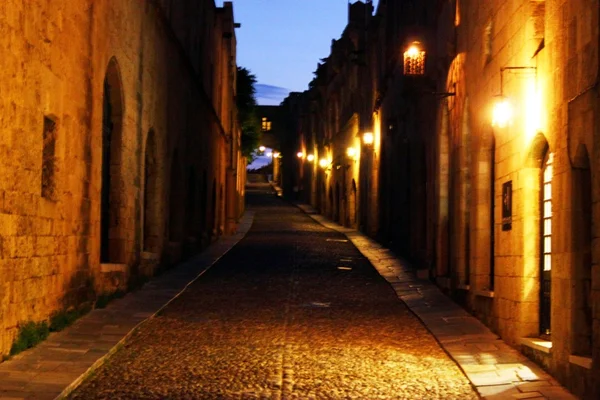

{"left": 292, "top": 202, "right": 576, "bottom": 400}
{"left": 54, "top": 211, "right": 255, "bottom": 399}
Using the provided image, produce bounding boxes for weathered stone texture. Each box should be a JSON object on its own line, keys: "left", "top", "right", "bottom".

{"left": 0, "top": 0, "right": 243, "bottom": 357}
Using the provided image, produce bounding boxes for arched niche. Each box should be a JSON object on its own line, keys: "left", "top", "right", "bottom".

{"left": 100, "top": 57, "right": 125, "bottom": 264}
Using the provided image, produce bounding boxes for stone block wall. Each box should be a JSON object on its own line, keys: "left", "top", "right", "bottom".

{"left": 451, "top": 0, "right": 600, "bottom": 396}
{"left": 0, "top": 0, "right": 241, "bottom": 357}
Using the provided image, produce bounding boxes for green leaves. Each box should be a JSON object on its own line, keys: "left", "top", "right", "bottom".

{"left": 237, "top": 67, "right": 261, "bottom": 161}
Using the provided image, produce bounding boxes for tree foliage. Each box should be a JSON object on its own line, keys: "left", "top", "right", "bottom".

{"left": 236, "top": 67, "right": 261, "bottom": 161}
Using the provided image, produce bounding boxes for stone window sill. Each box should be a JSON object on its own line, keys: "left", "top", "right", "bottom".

{"left": 569, "top": 355, "right": 592, "bottom": 370}
{"left": 100, "top": 263, "right": 127, "bottom": 273}
{"left": 474, "top": 290, "right": 495, "bottom": 298}
{"left": 520, "top": 337, "right": 552, "bottom": 354}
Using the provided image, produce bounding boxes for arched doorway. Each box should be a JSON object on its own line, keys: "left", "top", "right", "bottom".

{"left": 143, "top": 129, "right": 159, "bottom": 253}
{"left": 100, "top": 58, "right": 124, "bottom": 263}
{"left": 571, "top": 144, "right": 592, "bottom": 356}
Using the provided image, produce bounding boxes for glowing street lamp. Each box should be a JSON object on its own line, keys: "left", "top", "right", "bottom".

{"left": 362, "top": 132, "right": 374, "bottom": 145}
{"left": 346, "top": 147, "right": 357, "bottom": 160}
{"left": 319, "top": 158, "right": 328, "bottom": 168}
{"left": 492, "top": 97, "right": 513, "bottom": 128}
{"left": 258, "top": 145, "right": 266, "bottom": 152}
{"left": 273, "top": 151, "right": 280, "bottom": 158}
{"left": 307, "top": 154, "right": 315, "bottom": 162}
{"left": 297, "top": 151, "right": 304, "bottom": 159}
{"left": 266, "top": 152, "right": 273, "bottom": 158}
{"left": 403, "top": 41, "right": 426, "bottom": 76}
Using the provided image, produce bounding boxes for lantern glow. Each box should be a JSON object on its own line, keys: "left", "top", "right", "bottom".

{"left": 492, "top": 97, "right": 513, "bottom": 128}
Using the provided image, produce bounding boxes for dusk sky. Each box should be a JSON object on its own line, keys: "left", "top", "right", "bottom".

{"left": 217, "top": 0, "right": 379, "bottom": 168}
{"left": 223, "top": 0, "right": 379, "bottom": 105}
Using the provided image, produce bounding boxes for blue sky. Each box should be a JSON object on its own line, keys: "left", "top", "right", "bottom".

{"left": 217, "top": 0, "right": 378, "bottom": 168}
{"left": 220, "top": 0, "right": 378, "bottom": 105}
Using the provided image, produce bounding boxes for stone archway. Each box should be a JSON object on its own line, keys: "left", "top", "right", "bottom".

{"left": 522, "top": 132, "right": 550, "bottom": 337}
{"left": 100, "top": 58, "right": 125, "bottom": 264}
{"left": 571, "top": 144, "right": 592, "bottom": 357}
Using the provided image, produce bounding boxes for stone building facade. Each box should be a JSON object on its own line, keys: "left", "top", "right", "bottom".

{"left": 0, "top": 0, "right": 244, "bottom": 357}
{"left": 282, "top": 0, "right": 599, "bottom": 396}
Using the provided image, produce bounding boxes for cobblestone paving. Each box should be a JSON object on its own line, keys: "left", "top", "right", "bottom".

{"left": 70, "top": 187, "right": 478, "bottom": 399}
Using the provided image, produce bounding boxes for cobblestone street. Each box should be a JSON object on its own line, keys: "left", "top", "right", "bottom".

{"left": 69, "top": 185, "right": 478, "bottom": 399}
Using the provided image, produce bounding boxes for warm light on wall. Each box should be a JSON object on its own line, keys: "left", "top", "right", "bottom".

{"left": 525, "top": 80, "right": 543, "bottom": 146}
{"left": 307, "top": 154, "right": 315, "bottom": 162}
{"left": 403, "top": 41, "right": 426, "bottom": 76}
{"left": 297, "top": 152, "right": 304, "bottom": 158}
{"left": 273, "top": 151, "right": 280, "bottom": 158}
{"left": 492, "top": 97, "right": 512, "bottom": 128}
{"left": 362, "top": 132, "right": 374, "bottom": 145}
{"left": 346, "top": 147, "right": 357, "bottom": 159}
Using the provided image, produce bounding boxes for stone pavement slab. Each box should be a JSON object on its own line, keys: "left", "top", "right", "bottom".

{"left": 67, "top": 189, "right": 479, "bottom": 399}
{"left": 295, "top": 202, "right": 578, "bottom": 400}
{"left": 0, "top": 212, "right": 254, "bottom": 400}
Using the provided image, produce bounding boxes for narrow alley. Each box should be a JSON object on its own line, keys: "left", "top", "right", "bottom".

{"left": 67, "top": 184, "right": 477, "bottom": 399}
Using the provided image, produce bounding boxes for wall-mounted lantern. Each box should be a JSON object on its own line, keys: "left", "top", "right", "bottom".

{"left": 362, "top": 132, "right": 374, "bottom": 145}
{"left": 492, "top": 97, "right": 512, "bottom": 128}
{"left": 258, "top": 145, "right": 266, "bottom": 152}
{"left": 319, "top": 158, "right": 329, "bottom": 169}
{"left": 297, "top": 151, "right": 305, "bottom": 159}
{"left": 491, "top": 66, "right": 537, "bottom": 128}
{"left": 403, "top": 41, "right": 426, "bottom": 76}
{"left": 273, "top": 151, "right": 280, "bottom": 158}
{"left": 346, "top": 147, "right": 358, "bottom": 160}
{"left": 307, "top": 154, "right": 315, "bottom": 162}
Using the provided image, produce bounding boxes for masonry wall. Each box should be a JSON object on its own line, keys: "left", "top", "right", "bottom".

{"left": 0, "top": 0, "right": 241, "bottom": 357}
{"left": 449, "top": 0, "right": 600, "bottom": 396}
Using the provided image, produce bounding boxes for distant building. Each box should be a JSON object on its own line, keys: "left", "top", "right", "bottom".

{"left": 0, "top": 1, "right": 244, "bottom": 356}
